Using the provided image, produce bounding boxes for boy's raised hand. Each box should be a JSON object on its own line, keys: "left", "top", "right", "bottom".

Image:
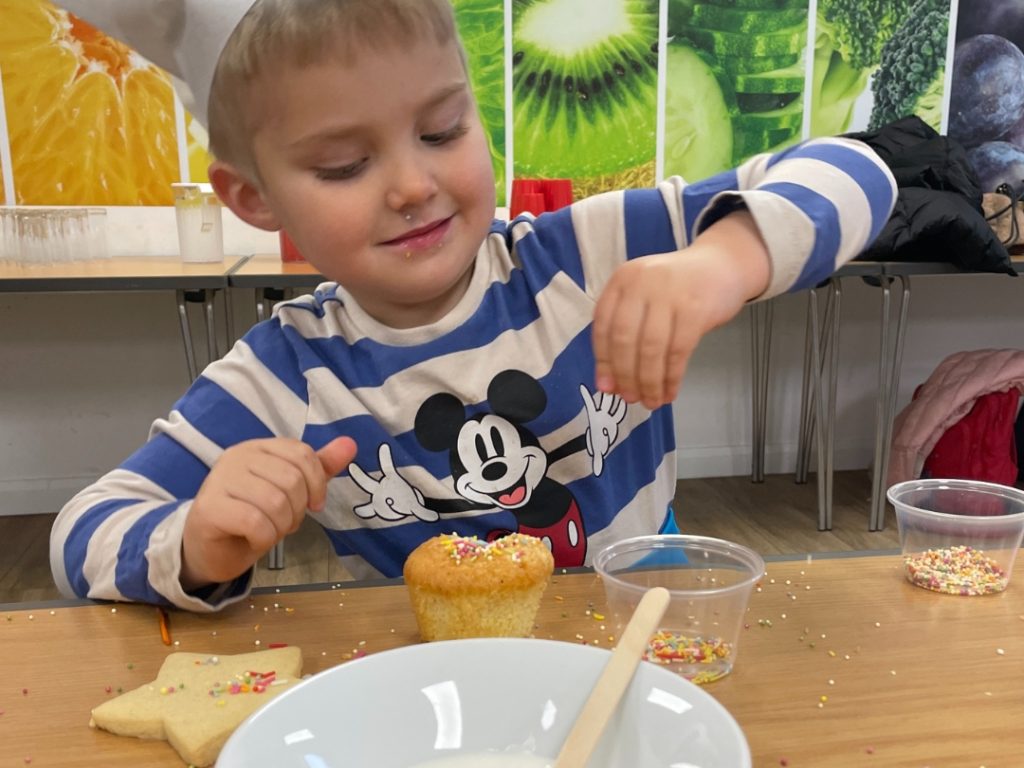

{"left": 592, "top": 209, "right": 771, "bottom": 410}
{"left": 181, "top": 436, "right": 357, "bottom": 590}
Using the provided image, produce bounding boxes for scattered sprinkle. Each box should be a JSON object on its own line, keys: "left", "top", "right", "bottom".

{"left": 996, "top": 648, "right": 1005, "bottom": 656}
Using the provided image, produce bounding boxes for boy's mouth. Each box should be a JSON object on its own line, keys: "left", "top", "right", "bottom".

{"left": 383, "top": 216, "right": 453, "bottom": 251}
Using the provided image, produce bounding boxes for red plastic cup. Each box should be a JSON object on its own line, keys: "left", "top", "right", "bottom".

{"left": 510, "top": 179, "right": 546, "bottom": 218}
{"left": 543, "top": 179, "right": 574, "bottom": 211}
{"left": 279, "top": 231, "right": 306, "bottom": 263}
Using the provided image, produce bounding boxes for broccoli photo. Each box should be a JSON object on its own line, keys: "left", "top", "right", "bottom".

{"left": 868, "top": 0, "right": 950, "bottom": 130}
{"left": 811, "top": 0, "right": 911, "bottom": 135}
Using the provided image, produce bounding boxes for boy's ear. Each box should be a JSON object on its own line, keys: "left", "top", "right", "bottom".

{"left": 208, "top": 160, "right": 281, "bottom": 232}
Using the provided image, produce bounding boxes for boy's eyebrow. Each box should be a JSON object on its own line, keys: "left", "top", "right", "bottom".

{"left": 288, "top": 81, "right": 469, "bottom": 150}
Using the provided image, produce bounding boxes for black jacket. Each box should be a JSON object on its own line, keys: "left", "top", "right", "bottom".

{"left": 845, "top": 116, "right": 1015, "bottom": 275}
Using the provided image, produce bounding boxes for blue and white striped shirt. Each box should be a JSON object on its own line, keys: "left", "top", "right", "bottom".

{"left": 51, "top": 137, "right": 896, "bottom": 610}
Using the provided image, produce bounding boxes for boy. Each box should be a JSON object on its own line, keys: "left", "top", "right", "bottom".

{"left": 52, "top": 0, "right": 896, "bottom": 610}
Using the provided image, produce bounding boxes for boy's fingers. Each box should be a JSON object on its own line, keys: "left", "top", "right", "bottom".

{"left": 314, "top": 437, "right": 358, "bottom": 510}
{"left": 636, "top": 303, "right": 673, "bottom": 407}
{"left": 607, "top": 299, "right": 646, "bottom": 402}
{"left": 256, "top": 438, "right": 324, "bottom": 506}
{"left": 318, "top": 436, "right": 358, "bottom": 476}
{"left": 213, "top": 495, "right": 280, "bottom": 556}
{"left": 662, "top": 322, "right": 697, "bottom": 404}
{"left": 227, "top": 475, "right": 301, "bottom": 539}
{"left": 592, "top": 284, "right": 622, "bottom": 393}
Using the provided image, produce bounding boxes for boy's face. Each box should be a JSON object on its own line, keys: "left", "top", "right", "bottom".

{"left": 232, "top": 36, "right": 496, "bottom": 328}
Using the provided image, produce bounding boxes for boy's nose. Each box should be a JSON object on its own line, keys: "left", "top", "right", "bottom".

{"left": 386, "top": 157, "right": 438, "bottom": 212}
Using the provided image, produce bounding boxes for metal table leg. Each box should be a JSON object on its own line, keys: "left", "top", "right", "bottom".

{"left": 267, "top": 541, "right": 285, "bottom": 570}
{"left": 808, "top": 279, "right": 842, "bottom": 530}
{"left": 175, "top": 289, "right": 199, "bottom": 382}
{"left": 223, "top": 286, "right": 236, "bottom": 347}
{"left": 795, "top": 294, "right": 816, "bottom": 485}
{"left": 750, "top": 300, "right": 774, "bottom": 483}
{"left": 255, "top": 287, "right": 286, "bottom": 324}
{"left": 204, "top": 289, "right": 218, "bottom": 363}
{"left": 796, "top": 284, "right": 838, "bottom": 486}
{"left": 869, "top": 275, "right": 911, "bottom": 531}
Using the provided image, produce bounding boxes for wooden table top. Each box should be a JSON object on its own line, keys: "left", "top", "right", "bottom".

{"left": 0, "top": 257, "right": 241, "bottom": 291}
{"left": 227, "top": 254, "right": 324, "bottom": 288}
{"left": 1, "top": 554, "right": 1021, "bottom": 767}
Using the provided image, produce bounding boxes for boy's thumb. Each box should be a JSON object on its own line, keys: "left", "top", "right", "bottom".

{"left": 317, "top": 436, "right": 358, "bottom": 478}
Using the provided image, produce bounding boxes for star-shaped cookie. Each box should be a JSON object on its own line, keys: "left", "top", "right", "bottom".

{"left": 90, "top": 647, "right": 303, "bottom": 767}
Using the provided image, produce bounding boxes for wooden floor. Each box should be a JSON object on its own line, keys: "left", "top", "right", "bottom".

{"left": 0, "top": 470, "right": 898, "bottom": 604}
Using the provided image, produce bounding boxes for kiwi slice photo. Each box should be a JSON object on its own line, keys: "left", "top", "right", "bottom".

{"left": 453, "top": 0, "right": 506, "bottom": 204}
{"left": 663, "top": 41, "right": 736, "bottom": 183}
{"left": 512, "top": 0, "right": 658, "bottom": 179}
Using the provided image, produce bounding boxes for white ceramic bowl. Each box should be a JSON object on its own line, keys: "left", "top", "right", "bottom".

{"left": 218, "top": 638, "right": 751, "bottom": 767}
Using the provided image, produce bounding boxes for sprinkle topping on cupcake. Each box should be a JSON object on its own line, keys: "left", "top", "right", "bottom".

{"left": 440, "top": 533, "right": 540, "bottom": 564}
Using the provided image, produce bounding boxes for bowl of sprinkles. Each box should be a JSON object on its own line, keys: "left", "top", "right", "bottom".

{"left": 594, "top": 535, "right": 765, "bottom": 684}
{"left": 888, "top": 479, "right": 1024, "bottom": 596}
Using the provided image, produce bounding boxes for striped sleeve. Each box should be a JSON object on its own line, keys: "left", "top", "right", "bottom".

{"left": 681, "top": 136, "right": 897, "bottom": 298}
{"left": 49, "top": 322, "right": 308, "bottom": 610}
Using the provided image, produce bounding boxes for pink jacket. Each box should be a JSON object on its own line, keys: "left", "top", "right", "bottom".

{"left": 887, "top": 349, "right": 1024, "bottom": 487}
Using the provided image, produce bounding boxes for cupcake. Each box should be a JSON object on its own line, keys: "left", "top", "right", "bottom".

{"left": 403, "top": 533, "right": 555, "bottom": 641}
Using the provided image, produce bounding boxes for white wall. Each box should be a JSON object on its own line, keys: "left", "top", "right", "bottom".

{"left": 2, "top": 210, "right": 1023, "bottom": 516}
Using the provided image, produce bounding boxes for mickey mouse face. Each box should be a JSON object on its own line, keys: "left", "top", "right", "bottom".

{"left": 453, "top": 414, "right": 548, "bottom": 509}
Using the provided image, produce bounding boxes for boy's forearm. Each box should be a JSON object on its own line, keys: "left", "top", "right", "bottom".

{"left": 690, "top": 208, "right": 771, "bottom": 304}
{"left": 682, "top": 137, "right": 897, "bottom": 299}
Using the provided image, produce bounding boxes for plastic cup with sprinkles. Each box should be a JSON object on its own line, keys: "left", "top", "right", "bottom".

{"left": 888, "top": 479, "right": 1024, "bottom": 596}
{"left": 594, "top": 535, "right": 765, "bottom": 684}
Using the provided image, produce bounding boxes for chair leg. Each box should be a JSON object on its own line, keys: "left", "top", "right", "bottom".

{"left": 750, "top": 301, "right": 774, "bottom": 483}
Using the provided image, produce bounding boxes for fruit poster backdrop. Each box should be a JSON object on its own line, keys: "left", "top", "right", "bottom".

{"left": 0, "top": 0, "right": 505, "bottom": 206}
{"left": 1, "top": 0, "right": 1020, "bottom": 209}
{"left": 948, "top": 1, "right": 1024, "bottom": 195}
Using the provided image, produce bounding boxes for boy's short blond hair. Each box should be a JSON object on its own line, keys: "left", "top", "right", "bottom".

{"left": 209, "top": 0, "right": 461, "bottom": 179}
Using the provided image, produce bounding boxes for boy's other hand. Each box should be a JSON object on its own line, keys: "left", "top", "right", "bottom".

{"left": 181, "top": 436, "right": 357, "bottom": 590}
{"left": 592, "top": 209, "right": 770, "bottom": 410}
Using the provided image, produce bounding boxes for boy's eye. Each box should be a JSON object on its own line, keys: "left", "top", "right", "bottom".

{"left": 314, "top": 159, "right": 366, "bottom": 181}
{"left": 421, "top": 123, "right": 469, "bottom": 146}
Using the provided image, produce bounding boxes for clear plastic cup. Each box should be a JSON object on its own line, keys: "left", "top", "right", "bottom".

{"left": 594, "top": 535, "right": 765, "bottom": 684}
{"left": 172, "top": 183, "right": 225, "bottom": 263}
{"left": 888, "top": 479, "right": 1024, "bottom": 596}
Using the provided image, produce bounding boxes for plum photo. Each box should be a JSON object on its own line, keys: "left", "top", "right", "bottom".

{"left": 948, "top": 34, "right": 1024, "bottom": 149}
{"left": 966, "top": 141, "right": 1024, "bottom": 194}
{"left": 1002, "top": 114, "right": 1024, "bottom": 150}
{"left": 956, "top": 0, "right": 1024, "bottom": 46}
